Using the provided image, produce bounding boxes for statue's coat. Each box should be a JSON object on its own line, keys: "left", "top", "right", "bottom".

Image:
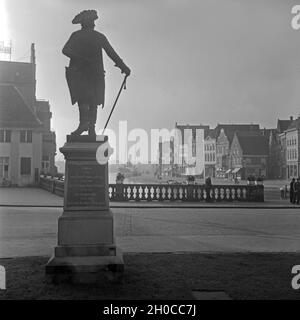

{"left": 63, "top": 29, "right": 125, "bottom": 107}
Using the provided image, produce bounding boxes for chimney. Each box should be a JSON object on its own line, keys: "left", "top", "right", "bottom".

{"left": 30, "top": 43, "right": 36, "bottom": 64}
{"left": 290, "top": 116, "right": 293, "bottom": 121}
{"left": 30, "top": 43, "right": 37, "bottom": 104}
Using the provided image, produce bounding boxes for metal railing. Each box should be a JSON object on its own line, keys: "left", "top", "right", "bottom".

{"left": 39, "top": 176, "right": 264, "bottom": 202}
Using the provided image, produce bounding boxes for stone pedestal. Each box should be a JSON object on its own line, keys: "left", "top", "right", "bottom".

{"left": 45, "top": 135, "right": 124, "bottom": 284}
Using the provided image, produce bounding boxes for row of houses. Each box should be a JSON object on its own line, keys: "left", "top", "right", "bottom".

{"left": 158, "top": 118, "right": 300, "bottom": 180}
{"left": 0, "top": 45, "right": 57, "bottom": 186}
{"left": 203, "top": 123, "right": 269, "bottom": 180}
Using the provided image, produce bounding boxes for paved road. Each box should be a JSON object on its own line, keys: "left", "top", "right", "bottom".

{"left": 0, "top": 205, "right": 299, "bottom": 258}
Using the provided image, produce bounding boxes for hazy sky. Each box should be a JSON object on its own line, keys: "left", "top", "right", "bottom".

{"left": 2, "top": 0, "right": 300, "bottom": 159}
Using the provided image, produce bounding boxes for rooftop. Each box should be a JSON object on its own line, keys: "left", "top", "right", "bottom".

{"left": 0, "top": 84, "right": 41, "bottom": 128}
{"left": 286, "top": 117, "right": 300, "bottom": 132}
{"left": 215, "top": 124, "right": 260, "bottom": 143}
{"left": 277, "top": 119, "right": 294, "bottom": 133}
{"left": 235, "top": 131, "right": 268, "bottom": 156}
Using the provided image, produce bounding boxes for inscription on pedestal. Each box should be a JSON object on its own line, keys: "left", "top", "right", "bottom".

{"left": 66, "top": 162, "right": 107, "bottom": 208}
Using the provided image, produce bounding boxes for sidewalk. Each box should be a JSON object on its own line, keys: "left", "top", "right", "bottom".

{"left": 0, "top": 187, "right": 299, "bottom": 208}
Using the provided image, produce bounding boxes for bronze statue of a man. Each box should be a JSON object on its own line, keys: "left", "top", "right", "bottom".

{"left": 62, "top": 10, "right": 131, "bottom": 137}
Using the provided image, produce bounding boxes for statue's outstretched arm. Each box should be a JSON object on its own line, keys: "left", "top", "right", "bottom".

{"left": 102, "top": 36, "right": 131, "bottom": 76}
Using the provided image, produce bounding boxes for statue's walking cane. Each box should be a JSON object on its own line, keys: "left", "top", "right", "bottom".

{"left": 102, "top": 75, "right": 128, "bottom": 135}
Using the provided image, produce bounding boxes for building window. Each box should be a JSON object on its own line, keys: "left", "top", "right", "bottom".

{"left": 192, "top": 142, "right": 196, "bottom": 157}
{"left": 192, "top": 130, "right": 196, "bottom": 141}
{"left": 0, "top": 130, "right": 11, "bottom": 143}
{"left": 20, "top": 157, "right": 31, "bottom": 175}
{"left": 20, "top": 130, "right": 32, "bottom": 143}
{"left": 290, "top": 165, "right": 294, "bottom": 177}
{"left": 0, "top": 157, "right": 9, "bottom": 179}
{"left": 41, "top": 156, "right": 50, "bottom": 174}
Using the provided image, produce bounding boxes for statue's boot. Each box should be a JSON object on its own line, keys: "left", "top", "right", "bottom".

{"left": 71, "top": 104, "right": 89, "bottom": 135}
{"left": 88, "top": 106, "right": 98, "bottom": 137}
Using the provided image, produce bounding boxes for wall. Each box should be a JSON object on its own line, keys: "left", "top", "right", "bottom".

{"left": 0, "top": 129, "right": 42, "bottom": 186}
{"left": 286, "top": 129, "right": 299, "bottom": 178}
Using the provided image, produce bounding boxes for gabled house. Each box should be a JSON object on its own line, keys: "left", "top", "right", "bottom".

{"left": 0, "top": 84, "right": 43, "bottom": 185}
{"left": 0, "top": 44, "right": 57, "bottom": 186}
{"left": 230, "top": 131, "right": 269, "bottom": 179}
{"left": 214, "top": 124, "right": 260, "bottom": 176}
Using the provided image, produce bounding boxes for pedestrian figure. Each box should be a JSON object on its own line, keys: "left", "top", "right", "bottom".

{"left": 295, "top": 178, "right": 300, "bottom": 205}
{"left": 62, "top": 9, "right": 131, "bottom": 137}
{"left": 205, "top": 176, "right": 212, "bottom": 202}
{"left": 290, "top": 178, "right": 295, "bottom": 203}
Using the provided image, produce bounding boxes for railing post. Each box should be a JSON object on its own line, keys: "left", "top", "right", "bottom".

{"left": 247, "top": 185, "right": 253, "bottom": 201}
{"left": 257, "top": 185, "right": 264, "bottom": 202}
{"left": 51, "top": 179, "right": 55, "bottom": 194}
{"left": 247, "top": 185, "right": 264, "bottom": 202}
{"left": 39, "top": 176, "right": 43, "bottom": 188}
{"left": 187, "top": 185, "right": 194, "bottom": 201}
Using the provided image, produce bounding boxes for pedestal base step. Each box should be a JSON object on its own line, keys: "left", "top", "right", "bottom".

{"left": 45, "top": 250, "right": 124, "bottom": 284}
{"left": 55, "top": 244, "right": 117, "bottom": 257}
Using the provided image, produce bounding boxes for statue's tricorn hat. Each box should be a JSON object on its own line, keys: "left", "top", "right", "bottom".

{"left": 72, "top": 10, "right": 98, "bottom": 24}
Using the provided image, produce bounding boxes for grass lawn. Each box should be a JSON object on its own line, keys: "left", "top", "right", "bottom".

{"left": 0, "top": 253, "right": 299, "bottom": 300}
